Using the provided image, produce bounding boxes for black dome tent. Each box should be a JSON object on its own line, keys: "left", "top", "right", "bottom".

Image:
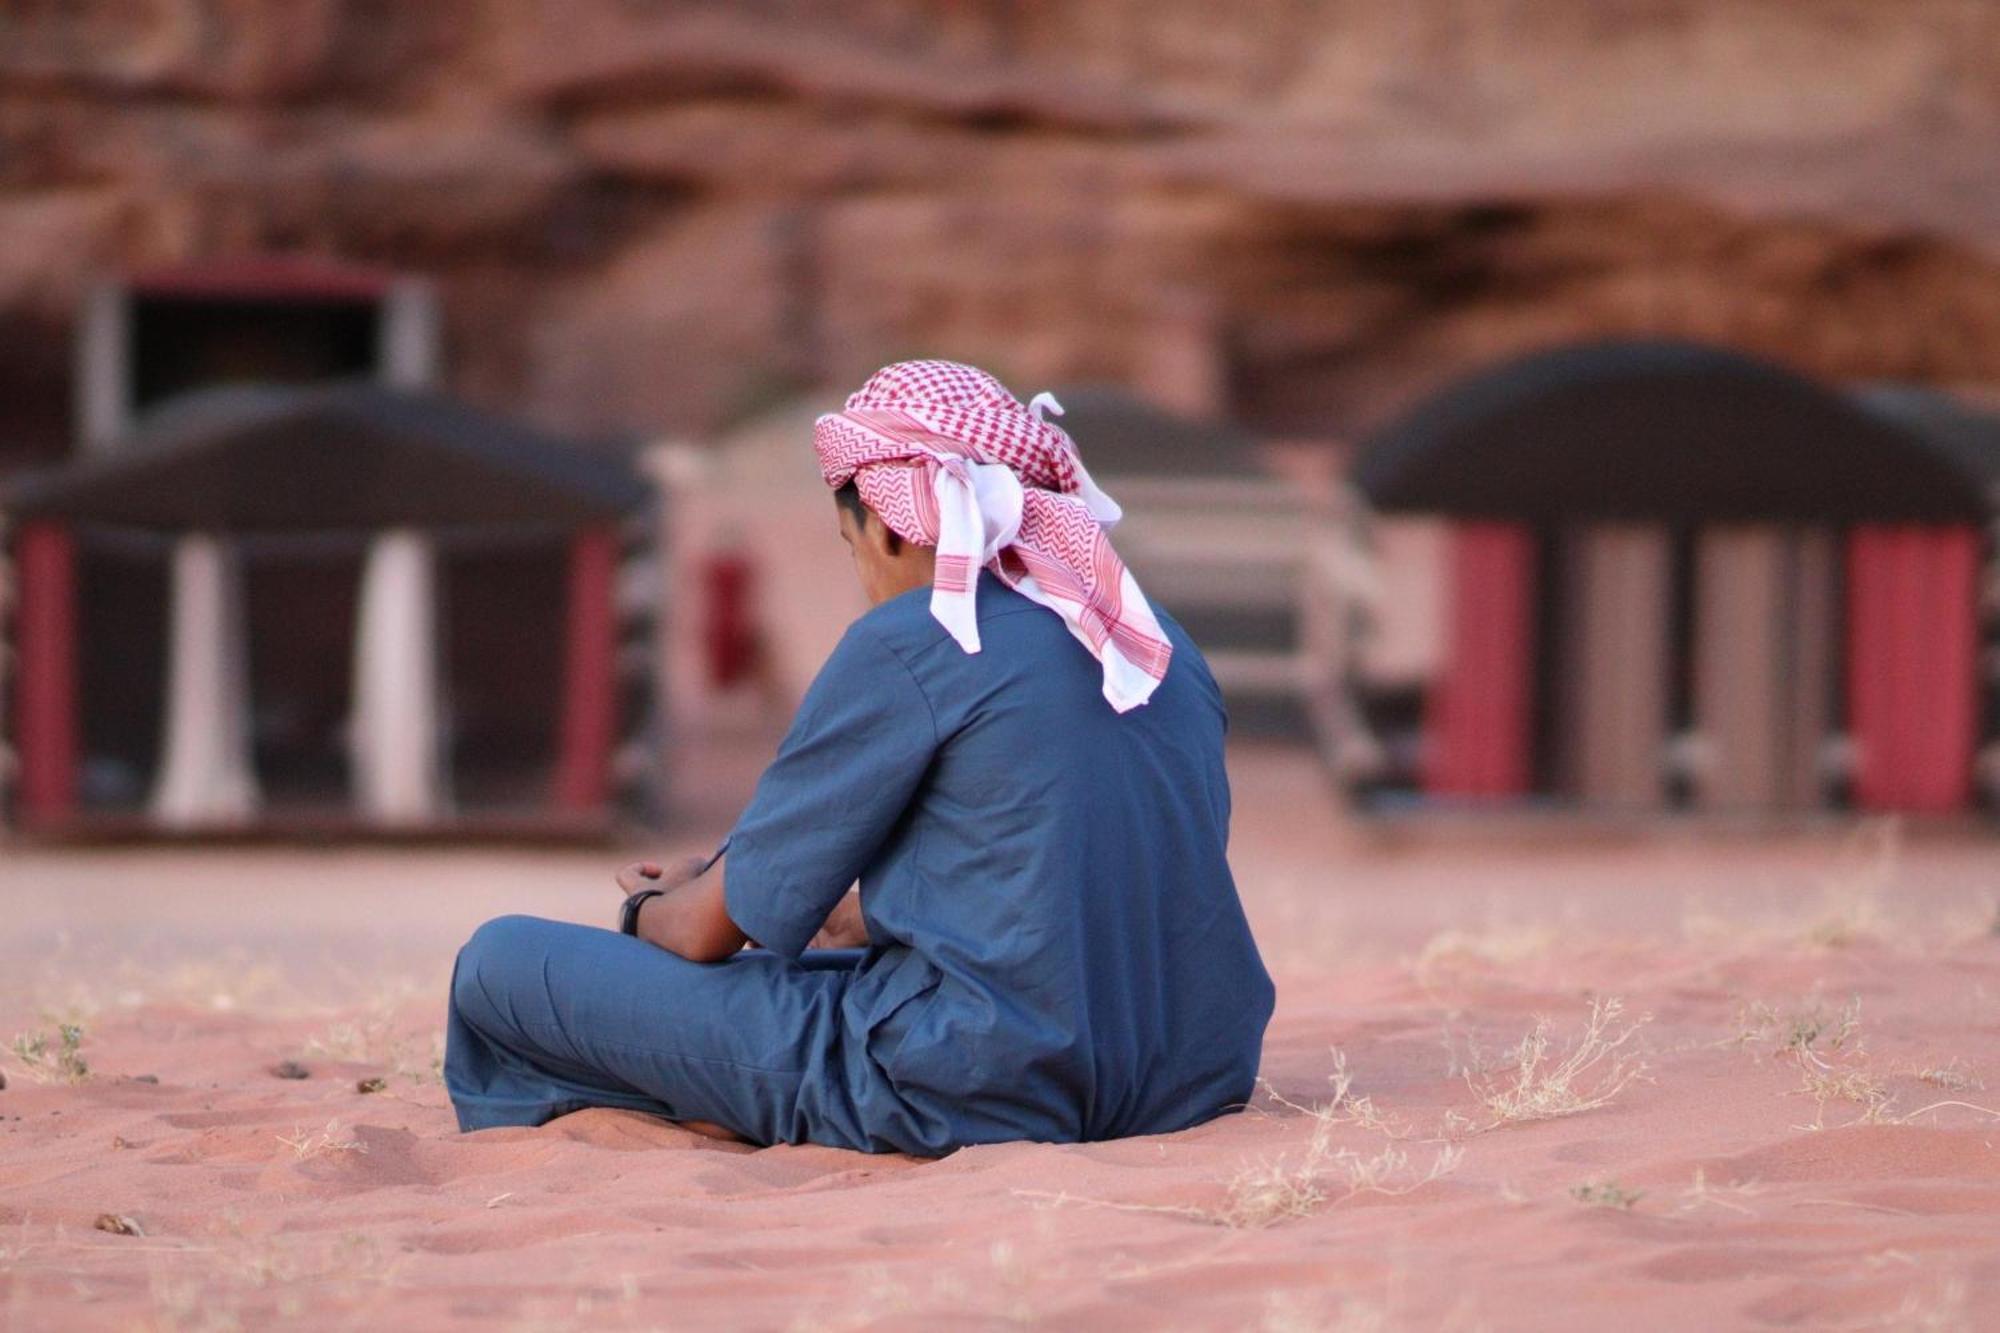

{"left": 1355, "top": 339, "right": 1987, "bottom": 523}
{"left": 4, "top": 381, "right": 654, "bottom": 836}
{"left": 1344, "top": 340, "right": 1992, "bottom": 818}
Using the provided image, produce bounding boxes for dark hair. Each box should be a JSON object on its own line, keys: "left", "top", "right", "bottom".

{"left": 832, "top": 480, "right": 900, "bottom": 553}
{"left": 833, "top": 479, "right": 868, "bottom": 524}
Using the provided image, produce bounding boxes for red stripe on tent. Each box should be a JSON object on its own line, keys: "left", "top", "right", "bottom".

{"left": 12, "top": 521, "right": 80, "bottom": 823}
{"left": 1846, "top": 525, "right": 1979, "bottom": 814}
{"left": 127, "top": 257, "right": 397, "bottom": 302}
{"left": 554, "top": 527, "right": 620, "bottom": 814}
{"left": 1425, "top": 522, "right": 1537, "bottom": 798}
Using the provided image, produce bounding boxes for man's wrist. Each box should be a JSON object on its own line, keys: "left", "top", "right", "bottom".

{"left": 620, "top": 887, "right": 666, "bottom": 936}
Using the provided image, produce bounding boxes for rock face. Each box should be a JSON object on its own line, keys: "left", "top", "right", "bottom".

{"left": 3, "top": 1, "right": 2000, "bottom": 466}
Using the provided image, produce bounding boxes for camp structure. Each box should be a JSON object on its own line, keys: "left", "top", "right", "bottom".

{"left": 1325, "top": 338, "right": 1997, "bottom": 820}
{"left": 1052, "top": 386, "right": 1329, "bottom": 732}
{"left": 0, "top": 381, "right": 658, "bottom": 837}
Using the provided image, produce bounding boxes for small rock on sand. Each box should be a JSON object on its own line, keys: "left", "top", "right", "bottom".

{"left": 269, "top": 1061, "right": 310, "bottom": 1080}
{"left": 356, "top": 1076, "right": 389, "bottom": 1094}
{"left": 93, "top": 1214, "right": 143, "bottom": 1237}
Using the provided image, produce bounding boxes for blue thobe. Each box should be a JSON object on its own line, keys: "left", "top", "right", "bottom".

{"left": 446, "top": 572, "right": 1274, "bottom": 1154}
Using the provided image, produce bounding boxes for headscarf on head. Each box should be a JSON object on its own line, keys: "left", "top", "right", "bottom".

{"left": 813, "top": 360, "right": 1171, "bottom": 712}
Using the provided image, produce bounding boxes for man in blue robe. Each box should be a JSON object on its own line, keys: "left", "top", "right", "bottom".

{"left": 445, "top": 361, "right": 1274, "bottom": 1154}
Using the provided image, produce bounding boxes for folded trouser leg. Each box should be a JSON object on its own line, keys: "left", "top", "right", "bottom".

{"left": 444, "top": 915, "right": 859, "bottom": 1142}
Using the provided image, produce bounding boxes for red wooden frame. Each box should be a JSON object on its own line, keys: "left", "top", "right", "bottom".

{"left": 553, "top": 526, "right": 620, "bottom": 814}
{"left": 1425, "top": 522, "right": 1538, "bottom": 798}
{"left": 1846, "top": 525, "right": 1979, "bottom": 814}
{"left": 11, "top": 521, "right": 80, "bottom": 823}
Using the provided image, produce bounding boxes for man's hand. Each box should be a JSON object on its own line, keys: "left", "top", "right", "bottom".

{"left": 613, "top": 855, "right": 747, "bottom": 962}
{"left": 808, "top": 889, "right": 869, "bottom": 950}
{"left": 616, "top": 857, "right": 707, "bottom": 895}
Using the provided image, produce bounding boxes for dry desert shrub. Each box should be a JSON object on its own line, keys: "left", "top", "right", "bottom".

{"left": 1259, "top": 1048, "right": 1406, "bottom": 1137}
{"left": 274, "top": 1120, "right": 366, "bottom": 1162}
{"left": 1738, "top": 995, "right": 2000, "bottom": 1129}
{"left": 1917, "top": 1059, "right": 1982, "bottom": 1093}
{"left": 1796, "top": 1063, "right": 1896, "bottom": 1127}
{"left": 8, "top": 1022, "right": 89, "bottom": 1083}
{"left": 1570, "top": 1179, "right": 1644, "bottom": 1210}
{"left": 303, "top": 1014, "right": 444, "bottom": 1086}
{"left": 1212, "top": 1131, "right": 1464, "bottom": 1230}
{"left": 1732, "top": 992, "right": 1863, "bottom": 1057}
{"left": 1015, "top": 1134, "right": 1462, "bottom": 1231}
{"left": 1014, "top": 1051, "right": 1462, "bottom": 1230}
{"left": 1675, "top": 1167, "right": 1761, "bottom": 1216}
{"left": 1468, "top": 998, "right": 1649, "bottom": 1127}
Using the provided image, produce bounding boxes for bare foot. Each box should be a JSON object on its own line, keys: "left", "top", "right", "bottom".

{"left": 680, "top": 1119, "right": 749, "bottom": 1143}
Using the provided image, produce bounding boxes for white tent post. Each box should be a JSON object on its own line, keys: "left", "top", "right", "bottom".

{"left": 380, "top": 280, "right": 440, "bottom": 391}
{"left": 150, "top": 533, "right": 261, "bottom": 829}
{"left": 350, "top": 528, "right": 448, "bottom": 826}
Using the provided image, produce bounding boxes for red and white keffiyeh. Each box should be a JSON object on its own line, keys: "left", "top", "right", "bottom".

{"left": 814, "top": 360, "right": 1171, "bottom": 712}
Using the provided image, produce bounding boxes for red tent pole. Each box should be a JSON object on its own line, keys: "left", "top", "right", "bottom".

{"left": 554, "top": 526, "right": 619, "bottom": 815}
{"left": 1425, "top": 522, "right": 1537, "bottom": 798}
{"left": 12, "top": 521, "right": 80, "bottom": 824}
{"left": 1846, "top": 524, "right": 1979, "bottom": 814}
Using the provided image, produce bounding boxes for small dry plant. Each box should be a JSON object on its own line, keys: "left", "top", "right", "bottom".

{"left": 1740, "top": 996, "right": 2000, "bottom": 1129}
{"left": 1797, "top": 1062, "right": 1895, "bottom": 1127}
{"left": 1570, "top": 1179, "right": 1643, "bottom": 1210}
{"left": 1260, "top": 1048, "right": 1405, "bottom": 1137}
{"left": 1676, "top": 1166, "right": 1761, "bottom": 1216}
{"left": 9, "top": 1022, "right": 89, "bottom": 1083}
{"left": 1917, "top": 1059, "right": 1982, "bottom": 1094}
{"left": 1210, "top": 1130, "right": 1463, "bottom": 1229}
{"left": 275, "top": 1120, "right": 366, "bottom": 1161}
{"left": 304, "top": 1016, "right": 444, "bottom": 1085}
{"left": 1468, "top": 998, "right": 1648, "bottom": 1127}
{"left": 1743, "top": 994, "right": 1895, "bottom": 1128}
{"left": 1732, "top": 992, "right": 1863, "bottom": 1058}
{"left": 1016, "top": 1125, "right": 1462, "bottom": 1231}
{"left": 1015, "top": 1049, "right": 1459, "bottom": 1229}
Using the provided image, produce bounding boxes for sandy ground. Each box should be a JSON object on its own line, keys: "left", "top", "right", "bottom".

{"left": 2, "top": 742, "right": 1999, "bottom": 1331}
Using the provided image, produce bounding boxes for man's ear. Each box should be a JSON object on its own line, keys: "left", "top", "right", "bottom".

{"left": 866, "top": 509, "right": 903, "bottom": 557}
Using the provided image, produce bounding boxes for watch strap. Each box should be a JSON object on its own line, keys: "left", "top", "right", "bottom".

{"left": 619, "top": 887, "right": 666, "bottom": 936}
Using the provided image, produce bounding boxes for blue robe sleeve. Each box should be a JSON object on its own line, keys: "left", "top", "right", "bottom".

{"left": 723, "top": 623, "right": 939, "bottom": 959}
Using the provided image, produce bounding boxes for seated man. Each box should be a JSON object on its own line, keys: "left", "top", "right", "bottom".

{"left": 445, "top": 360, "right": 1275, "bottom": 1155}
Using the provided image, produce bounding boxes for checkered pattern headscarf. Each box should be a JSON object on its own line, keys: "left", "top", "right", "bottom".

{"left": 814, "top": 360, "right": 1171, "bottom": 712}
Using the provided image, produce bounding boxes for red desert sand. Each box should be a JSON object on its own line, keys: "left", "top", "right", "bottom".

{"left": 3, "top": 747, "right": 1998, "bottom": 1330}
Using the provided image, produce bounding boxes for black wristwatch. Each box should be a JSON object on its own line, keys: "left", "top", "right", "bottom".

{"left": 619, "top": 888, "right": 666, "bottom": 936}
{"left": 619, "top": 837, "right": 731, "bottom": 936}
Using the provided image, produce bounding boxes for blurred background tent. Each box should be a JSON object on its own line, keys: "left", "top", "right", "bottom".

{"left": 1325, "top": 341, "right": 2000, "bottom": 820}
{"left": 1, "top": 261, "right": 661, "bottom": 838}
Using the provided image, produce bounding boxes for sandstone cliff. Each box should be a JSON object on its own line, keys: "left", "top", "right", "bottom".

{"left": 3, "top": 0, "right": 1998, "bottom": 464}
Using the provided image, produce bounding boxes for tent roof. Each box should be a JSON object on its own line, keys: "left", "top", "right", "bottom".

{"left": 1855, "top": 384, "right": 2000, "bottom": 498}
{"left": 1353, "top": 340, "right": 1988, "bottom": 522}
{"left": 5, "top": 381, "right": 647, "bottom": 533}
{"left": 1048, "top": 385, "right": 1266, "bottom": 479}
